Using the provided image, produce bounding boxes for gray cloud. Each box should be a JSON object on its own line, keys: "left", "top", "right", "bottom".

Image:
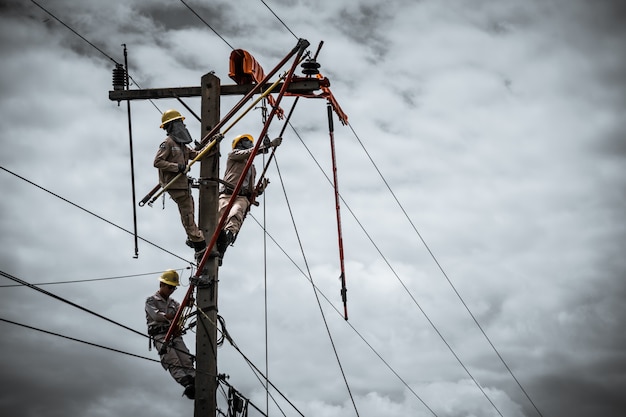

{"left": 2, "top": 0, "right": 626, "bottom": 416}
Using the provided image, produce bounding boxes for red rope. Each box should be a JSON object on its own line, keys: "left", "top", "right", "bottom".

{"left": 327, "top": 102, "right": 348, "bottom": 320}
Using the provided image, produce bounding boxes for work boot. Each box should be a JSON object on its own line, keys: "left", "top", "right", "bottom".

{"left": 216, "top": 230, "right": 235, "bottom": 261}
{"left": 180, "top": 375, "right": 195, "bottom": 400}
{"left": 216, "top": 230, "right": 229, "bottom": 258}
{"left": 183, "top": 384, "right": 195, "bottom": 400}
{"left": 193, "top": 240, "right": 220, "bottom": 265}
{"left": 192, "top": 240, "right": 206, "bottom": 263}
{"left": 226, "top": 230, "right": 236, "bottom": 246}
{"left": 194, "top": 248, "right": 206, "bottom": 264}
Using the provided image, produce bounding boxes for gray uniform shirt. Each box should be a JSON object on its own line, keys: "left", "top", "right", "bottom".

{"left": 145, "top": 291, "right": 180, "bottom": 330}
{"left": 220, "top": 148, "right": 256, "bottom": 195}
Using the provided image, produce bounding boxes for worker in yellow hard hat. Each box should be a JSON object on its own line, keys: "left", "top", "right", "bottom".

{"left": 145, "top": 269, "right": 196, "bottom": 399}
{"left": 216, "top": 133, "right": 282, "bottom": 259}
{"left": 154, "top": 109, "right": 214, "bottom": 263}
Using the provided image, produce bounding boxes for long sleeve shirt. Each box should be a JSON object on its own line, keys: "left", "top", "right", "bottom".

{"left": 220, "top": 148, "right": 257, "bottom": 196}
{"left": 154, "top": 136, "right": 199, "bottom": 190}
{"left": 145, "top": 291, "right": 179, "bottom": 329}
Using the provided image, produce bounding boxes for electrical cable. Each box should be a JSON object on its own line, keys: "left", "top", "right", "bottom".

{"left": 193, "top": 307, "right": 294, "bottom": 417}
{"left": 0, "top": 166, "right": 194, "bottom": 265}
{"left": 0, "top": 269, "right": 196, "bottom": 361}
{"left": 0, "top": 270, "right": 187, "bottom": 288}
{"left": 258, "top": 0, "right": 299, "bottom": 39}
{"left": 271, "top": 155, "right": 360, "bottom": 417}
{"left": 346, "top": 122, "right": 544, "bottom": 417}
{"left": 29, "top": 0, "right": 162, "bottom": 113}
{"left": 287, "top": 123, "right": 503, "bottom": 416}
{"left": 24, "top": 2, "right": 537, "bottom": 415}
{"left": 0, "top": 316, "right": 160, "bottom": 363}
{"left": 246, "top": 213, "right": 439, "bottom": 417}
{"left": 29, "top": 0, "right": 116, "bottom": 64}
{"left": 179, "top": 0, "right": 235, "bottom": 50}
{"left": 260, "top": 97, "right": 272, "bottom": 416}
{"left": 0, "top": 269, "right": 147, "bottom": 338}
{"left": 0, "top": 316, "right": 207, "bottom": 376}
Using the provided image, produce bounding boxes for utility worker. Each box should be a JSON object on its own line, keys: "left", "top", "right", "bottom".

{"left": 154, "top": 109, "right": 209, "bottom": 262}
{"left": 145, "top": 269, "right": 196, "bottom": 399}
{"left": 216, "top": 134, "right": 282, "bottom": 258}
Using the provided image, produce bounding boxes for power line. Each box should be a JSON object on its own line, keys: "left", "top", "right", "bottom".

{"left": 179, "top": 0, "right": 235, "bottom": 50}
{"left": 246, "top": 213, "right": 440, "bottom": 417}
{"left": 22, "top": 2, "right": 536, "bottom": 414}
{"left": 0, "top": 269, "right": 189, "bottom": 288}
{"left": 286, "top": 122, "right": 504, "bottom": 416}
{"left": 0, "top": 269, "right": 149, "bottom": 337}
{"left": 0, "top": 316, "right": 161, "bottom": 364}
{"left": 287, "top": 122, "right": 487, "bottom": 414}
{"left": 271, "top": 155, "right": 361, "bottom": 416}
{"left": 0, "top": 166, "right": 193, "bottom": 264}
{"left": 30, "top": 0, "right": 118, "bottom": 64}
{"left": 346, "top": 122, "right": 545, "bottom": 417}
{"left": 29, "top": 0, "right": 161, "bottom": 113}
{"left": 0, "top": 269, "right": 199, "bottom": 363}
{"left": 258, "top": 0, "right": 299, "bottom": 39}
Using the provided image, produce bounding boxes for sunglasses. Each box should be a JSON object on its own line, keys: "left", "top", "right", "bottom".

{"left": 166, "top": 284, "right": 177, "bottom": 291}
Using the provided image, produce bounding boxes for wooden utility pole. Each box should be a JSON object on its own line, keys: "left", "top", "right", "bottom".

{"left": 195, "top": 72, "right": 221, "bottom": 416}
{"left": 110, "top": 66, "right": 319, "bottom": 416}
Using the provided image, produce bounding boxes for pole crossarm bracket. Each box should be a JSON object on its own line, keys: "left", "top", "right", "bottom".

{"left": 108, "top": 79, "right": 322, "bottom": 102}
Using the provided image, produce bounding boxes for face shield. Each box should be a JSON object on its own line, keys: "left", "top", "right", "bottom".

{"left": 167, "top": 120, "right": 193, "bottom": 144}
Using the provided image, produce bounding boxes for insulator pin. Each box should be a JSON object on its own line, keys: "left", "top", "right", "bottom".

{"left": 112, "top": 64, "right": 127, "bottom": 90}
{"left": 301, "top": 59, "right": 321, "bottom": 75}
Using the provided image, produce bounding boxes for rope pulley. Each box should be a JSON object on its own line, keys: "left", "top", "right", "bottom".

{"left": 301, "top": 58, "right": 320, "bottom": 75}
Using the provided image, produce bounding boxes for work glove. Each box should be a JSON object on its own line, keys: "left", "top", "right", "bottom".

{"left": 257, "top": 178, "right": 270, "bottom": 195}
{"left": 270, "top": 137, "right": 282, "bottom": 148}
{"left": 177, "top": 163, "right": 188, "bottom": 173}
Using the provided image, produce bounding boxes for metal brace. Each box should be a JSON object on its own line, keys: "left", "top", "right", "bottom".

{"left": 191, "top": 272, "right": 217, "bottom": 288}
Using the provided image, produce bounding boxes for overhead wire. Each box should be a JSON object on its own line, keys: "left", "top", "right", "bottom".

{"left": 1, "top": 269, "right": 146, "bottom": 339}
{"left": 1, "top": 272, "right": 291, "bottom": 414}
{"left": 0, "top": 316, "right": 161, "bottom": 364}
{"left": 346, "top": 122, "right": 545, "bottom": 417}
{"left": 259, "top": 98, "right": 272, "bottom": 416}
{"left": 258, "top": 0, "right": 299, "bottom": 39}
{"left": 19, "top": 2, "right": 350, "bottom": 414}
{"left": 0, "top": 269, "right": 200, "bottom": 363}
{"left": 24, "top": 1, "right": 530, "bottom": 415}
{"left": 230, "top": 4, "right": 435, "bottom": 414}
{"left": 252, "top": 3, "right": 540, "bottom": 415}
{"left": 29, "top": 0, "right": 162, "bottom": 113}
{"left": 179, "top": 0, "right": 235, "bottom": 50}
{"left": 193, "top": 305, "right": 299, "bottom": 417}
{"left": 0, "top": 166, "right": 194, "bottom": 265}
{"left": 242, "top": 5, "right": 363, "bottom": 414}
{"left": 0, "top": 270, "right": 188, "bottom": 288}
{"left": 254, "top": 3, "right": 537, "bottom": 411}
{"left": 247, "top": 213, "right": 440, "bottom": 417}
{"left": 254, "top": 88, "right": 305, "bottom": 416}
{"left": 270, "top": 155, "right": 361, "bottom": 417}
{"left": 20, "top": 2, "right": 312, "bottom": 413}
{"left": 286, "top": 123, "right": 504, "bottom": 416}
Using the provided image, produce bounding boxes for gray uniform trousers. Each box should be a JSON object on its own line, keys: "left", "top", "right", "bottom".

{"left": 153, "top": 333, "right": 195, "bottom": 385}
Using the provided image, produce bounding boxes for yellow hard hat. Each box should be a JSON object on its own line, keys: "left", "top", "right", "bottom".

{"left": 160, "top": 109, "right": 185, "bottom": 128}
{"left": 159, "top": 269, "right": 180, "bottom": 287}
{"left": 232, "top": 133, "right": 254, "bottom": 149}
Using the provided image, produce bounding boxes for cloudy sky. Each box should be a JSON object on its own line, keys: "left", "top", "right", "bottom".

{"left": 1, "top": 0, "right": 625, "bottom": 416}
